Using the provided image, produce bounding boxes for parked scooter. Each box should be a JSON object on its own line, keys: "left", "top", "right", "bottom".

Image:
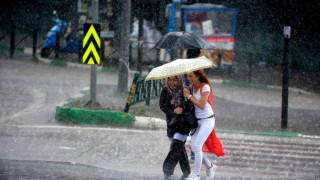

{"left": 40, "top": 11, "right": 79, "bottom": 57}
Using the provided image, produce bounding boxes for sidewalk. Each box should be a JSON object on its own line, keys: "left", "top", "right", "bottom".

{"left": 40, "top": 56, "right": 320, "bottom": 138}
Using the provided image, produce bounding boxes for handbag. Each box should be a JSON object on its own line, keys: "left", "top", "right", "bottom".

{"left": 168, "top": 100, "right": 198, "bottom": 134}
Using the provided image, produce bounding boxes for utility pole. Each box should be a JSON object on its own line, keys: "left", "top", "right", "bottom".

{"left": 281, "top": 0, "right": 293, "bottom": 129}
{"left": 117, "top": 0, "right": 131, "bottom": 92}
{"left": 87, "top": 0, "right": 99, "bottom": 106}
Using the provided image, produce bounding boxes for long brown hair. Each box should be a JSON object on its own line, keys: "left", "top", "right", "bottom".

{"left": 193, "top": 70, "right": 212, "bottom": 89}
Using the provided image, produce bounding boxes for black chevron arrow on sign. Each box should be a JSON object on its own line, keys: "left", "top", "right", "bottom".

{"left": 83, "top": 23, "right": 101, "bottom": 65}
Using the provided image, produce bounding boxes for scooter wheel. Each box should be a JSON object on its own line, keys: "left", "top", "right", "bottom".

{"left": 40, "top": 47, "right": 53, "bottom": 57}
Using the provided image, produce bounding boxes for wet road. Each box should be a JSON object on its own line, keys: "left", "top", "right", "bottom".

{"left": 0, "top": 125, "right": 319, "bottom": 180}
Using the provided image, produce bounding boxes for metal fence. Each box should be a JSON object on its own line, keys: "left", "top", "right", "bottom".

{"left": 124, "top": 65, "right": 165, "bottom": 113}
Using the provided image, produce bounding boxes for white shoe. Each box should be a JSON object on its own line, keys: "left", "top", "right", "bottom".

{"left": 206, "top": 164, "right": 217, "bottom": 180}
{"left": 185, "top": 172, "right": 200, "bottom": 180}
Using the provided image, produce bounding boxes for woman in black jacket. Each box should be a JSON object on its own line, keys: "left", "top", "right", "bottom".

{"left": 160, "top": 75, "right": 190, "bottom": 180}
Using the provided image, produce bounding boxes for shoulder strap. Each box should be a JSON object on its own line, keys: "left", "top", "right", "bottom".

{"left": 200, "top": 83, "right": 214, "bottom": 112}
{"left": 199, "top": 83, "right": 208, "bottom": 94}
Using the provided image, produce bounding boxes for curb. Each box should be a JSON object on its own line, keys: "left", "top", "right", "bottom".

{"left": 133, "top": 116, "right": 167, "bottom": 130}
{"left": 55, "top": 86, "right": 134, "bottom": 126}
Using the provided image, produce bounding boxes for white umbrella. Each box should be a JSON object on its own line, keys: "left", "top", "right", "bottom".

{"left": 145, "top": 56, "right": 215, "bottom": 81}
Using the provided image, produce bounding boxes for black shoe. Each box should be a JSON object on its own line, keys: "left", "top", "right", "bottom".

{"left": 180, "top": 173, "right": 190, "bottom": 180}
{"left": 164, "top": 174, "right": 173, "bottom": 180}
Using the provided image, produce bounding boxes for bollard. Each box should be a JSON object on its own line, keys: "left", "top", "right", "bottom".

{"left": 124, "top": 71, "right": 140, "bottom": 113}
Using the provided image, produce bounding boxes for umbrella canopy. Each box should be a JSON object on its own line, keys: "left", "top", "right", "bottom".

{"left": 155, "top": 31, "right": 214, "bottom": 50}
{"left": 145, "top": 56, "right": 215, "bottom": 81}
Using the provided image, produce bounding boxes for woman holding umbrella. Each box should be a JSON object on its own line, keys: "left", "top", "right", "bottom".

{"left": 160, "top": 75, "right": 191, "bottom": 180}
{"left": 183, "top": 70, "right": 225, "bottom": 180}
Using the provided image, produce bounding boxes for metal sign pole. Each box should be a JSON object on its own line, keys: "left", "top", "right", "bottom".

{"left": 281, "top": 0, "right": 293, "bottom": 129}
{"left": 88, "top": 0, "right": 99, "bottom": 106}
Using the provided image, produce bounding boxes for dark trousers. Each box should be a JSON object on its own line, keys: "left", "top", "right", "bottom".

{"left": 163, "top": 139, "right": 191, "bottom": 176}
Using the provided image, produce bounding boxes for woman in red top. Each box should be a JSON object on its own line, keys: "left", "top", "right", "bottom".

{"left": 183, "top": 70, "right": 224, "bottom": 180}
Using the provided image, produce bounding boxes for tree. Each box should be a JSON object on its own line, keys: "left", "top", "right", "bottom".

{"left": 0, "top": 0, "right": 75, "bottom": 34}
{"left": 117, "top": 0, "right": 131, "bottom": 92}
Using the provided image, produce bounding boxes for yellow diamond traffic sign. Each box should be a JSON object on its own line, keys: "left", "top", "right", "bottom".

{"left": 83, "top": 23, "right": 100, "bottom": 65}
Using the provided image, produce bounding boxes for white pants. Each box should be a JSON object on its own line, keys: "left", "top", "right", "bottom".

{"left": 191, "top": 117, "right": 215, "bottom": 175}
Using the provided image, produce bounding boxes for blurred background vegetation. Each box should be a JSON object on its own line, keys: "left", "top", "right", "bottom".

{"left": 1, "top": 0, "right": 319, "bottom": 71}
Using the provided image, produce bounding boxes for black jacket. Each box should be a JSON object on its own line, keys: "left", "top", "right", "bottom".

{"left": 159, "top": 87, "right": 185, "bottom": 137}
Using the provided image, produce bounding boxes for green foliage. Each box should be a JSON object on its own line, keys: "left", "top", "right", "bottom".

{"left": 57, "top": 106, "right": 134, "bottom": 126}
{"left": 235, "top": 29, "right": 283, "bottom": 66}
{"left": 291, "top": 36, "right": 320, "bottom": 71}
